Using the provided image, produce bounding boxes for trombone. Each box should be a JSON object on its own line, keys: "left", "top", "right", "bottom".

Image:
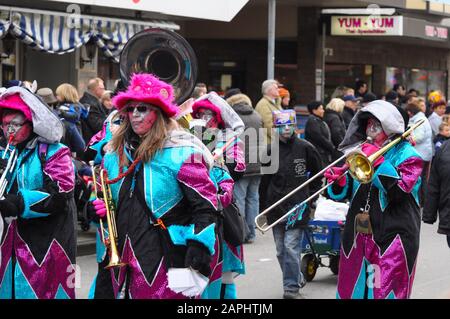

{"left": 255, "top": 119, "right": 425, "bottom": 233}
{"left": 89, "top": 161, "right": 126, "bottom": 269}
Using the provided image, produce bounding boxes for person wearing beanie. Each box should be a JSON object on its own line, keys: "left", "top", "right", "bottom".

{"left": 0, "top": 86, "right": 76, "bottom": 299}
{"left": 278, "top": 88, "right": 291, "bottom": 109}
{"left": 191, "top": 92, "right": 246, "bottom": 299}
{"left": 90, "top": 73, "right": 220, "bottom": 299}
{"left": 255, "top": 79, "right": 282, "bottom": 144}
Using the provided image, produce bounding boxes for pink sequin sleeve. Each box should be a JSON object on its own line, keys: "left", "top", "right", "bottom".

{"left": 397, "top": 156, "right": 423, "bottom": 193}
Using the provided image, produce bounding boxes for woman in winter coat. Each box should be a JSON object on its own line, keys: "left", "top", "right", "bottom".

{"left": 323, "top": 98, "right": 346, "bottom": 148}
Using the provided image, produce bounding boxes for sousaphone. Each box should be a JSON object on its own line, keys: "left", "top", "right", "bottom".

{"left": 119, "top": 28, "right": 198, "bottom": 105}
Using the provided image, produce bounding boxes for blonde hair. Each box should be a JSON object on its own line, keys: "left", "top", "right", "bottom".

{"left": 111, "top": 105, "right": 170, "bottom": 166}
{"left": 442, "top": 114, "right": 450, "bottom": 125}
{"left": 326, "top": 98, "right": 345, "bottom": 113}
{"left": 439, "top": 122, "right": 449, "bottom": 132}
{"left": 55, "top": 83, "right": 79, "bottom": 103}
{"left": 101, "top": 90, "right": 112, "bottom": 104}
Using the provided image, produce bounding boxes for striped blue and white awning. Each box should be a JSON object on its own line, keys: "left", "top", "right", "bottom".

{"left": 0, "top": 6, "right": 180, "bottom": 61}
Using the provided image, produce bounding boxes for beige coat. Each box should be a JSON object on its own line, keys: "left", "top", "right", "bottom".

{"left": 255, "top": 96, "right": 282, "bottom": 144}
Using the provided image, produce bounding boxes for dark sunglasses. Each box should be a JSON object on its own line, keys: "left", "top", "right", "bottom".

{"left": 125, "top": 105, "right": 151, "bottom": 113}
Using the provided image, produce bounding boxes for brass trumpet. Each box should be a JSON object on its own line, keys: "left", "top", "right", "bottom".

{"left": 89, "top": 161, "right": 126, "bottom": 269}
{"left": 255, "top": 119, "right": 425, "bottom": 233}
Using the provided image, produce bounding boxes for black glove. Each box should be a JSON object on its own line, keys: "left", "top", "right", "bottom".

{"left": 185, "top": 240, "right": 212, "bottom": 277}
{"left": 0, "top": 194, "right": 24, "bottom": 218}
{"left": 422, "top": 218, "right": 436, "bottom": 225}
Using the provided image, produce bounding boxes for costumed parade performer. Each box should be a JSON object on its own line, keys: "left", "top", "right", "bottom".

{"left": 325, "top": 100, "right": 423, "bottom": 299}
{"left": 0, "top": 86, "right": 76, "bottom": 299}
{"left": 191, "top": 92, "right": 246, "bottom": 299}
{"left": 91, "top": 73, "right": 220, "bottom": 299}
{"left": 85, "top": 110, "right": 122, "bottom": 299}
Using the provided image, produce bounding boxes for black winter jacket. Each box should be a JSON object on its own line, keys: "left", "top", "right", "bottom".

{"left": 342, "top": 107, "right": 355, "bottom": 129}
{"left": 423, "top": 139, "right": 450, "bottom": 235}
{"left": 260, "top": 136, "right": 323, "bottom": 228}
{"left": 304, "top": 114, "right": 337, "bottom": 164}
{"left": 80, "top": 92, "right": 110, "bottom": 143}
{"left": 323, "top": 109, "right": 346, "bottom": 148}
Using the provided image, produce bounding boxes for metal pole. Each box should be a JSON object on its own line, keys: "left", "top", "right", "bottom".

{"left": 267, "top": 0, "right": 276, "bottom": 79}
{"left": 321, "top": 21, "right": 326, "bottom": 102}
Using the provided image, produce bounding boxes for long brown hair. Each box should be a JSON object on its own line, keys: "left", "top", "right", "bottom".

{"left": 111, "top": 107, "right": 171, "bottom": 166}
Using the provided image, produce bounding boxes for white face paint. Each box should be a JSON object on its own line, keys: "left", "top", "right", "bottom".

{"left": 125, "top": 102, "right": 159, "bottom": 136}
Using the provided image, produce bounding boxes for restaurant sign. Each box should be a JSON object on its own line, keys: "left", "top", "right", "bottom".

{"left": 331, "top": 16, "right": 403, "bottom": 36}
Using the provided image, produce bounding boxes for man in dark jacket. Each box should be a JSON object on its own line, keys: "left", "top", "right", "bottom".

{"left": 227, "top": 93, "right": 263, "bottom": 243}
{"left": 423, "top": 139, "right": 450, "bottom": 247}
{"left": 79, "top": 77, "right": 110, "bottom": 143}
{"left": 342, "top": 95, "right": 358, "bottom": 128}
{"left": 304, "top": 101, "right": 337, "bottom": 164}
{"left": 260, "top": 109, "right": 322, "bottom": 299}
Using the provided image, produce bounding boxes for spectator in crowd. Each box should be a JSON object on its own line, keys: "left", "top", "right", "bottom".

{"left": 386, "top": 90, "right": 409, "bottom": 130}
{"left": 80, "top": 77, "right": 109, "bottom": 143}
{"left": 360, "top": 92, "right": 377, "bottom": 108}
{"left": 224, "top": 88, "right": 242, "bottom": 100}
{"left": 100, "top": 90, "right": 115, "bottom": 112}
{"left": 442, "top": 114, "right": 450, "bottom": 125}
{"left": 355, "top": 80, "right": 368, "bottom": 98}
{"left": 227, "top": 93, "right": 263, "bottom": 244}
{"left": 423, "top": 137, "right": 450, "bottom": 249}
{"left": 406, "top": 100, "right": 433, "bottom": 206}
{"left": 342, "top": 95, "right": 359, "bottom": 128}
{"left": 261, "top": 109, "right": 322, "bottom": 299}
{"left": 55, "top": 83, "right": 88, "bottom": 155}
{"left": 304, "top": 101, "right": 336, "bottom": 164}
{"left": 428, "top": 90, "right": 445, "bottom": 115}
{"left": 417, "top": 97, "right": 427, "bottom": 114}
{"left": 255, "top": 79, "right": 282, "bottom": 144}
{"left": 393, "top": 83, "right": 407, "bottom": 104}
{"left": 36, "top": 87, "right": 58, "bottom": 109}
{"left": 408, "top": 88, "right": 419, "bottom": 97}
{"left": 343, "top": 87, "right": 354, "bottom": 97}
{"left": 433, "top": 122, "right": 450, "bottom": 153}
{"left": 428, "top": 100, "right": 446, "bottom": 137}
{"left": 323, "top": 98, "right": 346, "bottom": 148}
{"left": 331, "top": 86, "right": 347, "bottom": 99}
{"left": 279, "top": 88, "right": 291, "bottom": 109}
{"left": 192, "top": 82, "right": 208, "bottom": 99}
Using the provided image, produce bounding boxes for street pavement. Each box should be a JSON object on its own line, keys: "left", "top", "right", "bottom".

{"left": 75, "top": 222, "right": 450, "bottom": 299}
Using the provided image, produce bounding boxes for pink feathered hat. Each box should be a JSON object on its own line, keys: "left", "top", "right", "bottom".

{"left": 192, "top": 99, "right": 225, "bottom": 128}
{"left": 0, "top": 93, "right": 33, "bottom": 121}
{"left": 112, "top": 73, "right": 178, "bottom": 117}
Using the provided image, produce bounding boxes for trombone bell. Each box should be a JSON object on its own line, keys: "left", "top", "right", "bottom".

{"left": 345, "top": 152, "right": 374, "bottom": 184}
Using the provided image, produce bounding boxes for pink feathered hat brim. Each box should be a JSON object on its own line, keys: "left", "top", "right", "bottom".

{"left": 0, "top": 93, "right": 33, "bottom": 121}
{"left": 113, "top": 92, "right": 178, "bottom": 118}
{"left": 192, "top": 99, "right": 224, "bottom": 128}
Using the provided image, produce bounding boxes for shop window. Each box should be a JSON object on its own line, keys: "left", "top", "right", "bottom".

{"left": 207, "top": 60, "right": 245, "bottom": 96}
{"left": 386, "top": 67, "right": 447, "bottom": 97}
